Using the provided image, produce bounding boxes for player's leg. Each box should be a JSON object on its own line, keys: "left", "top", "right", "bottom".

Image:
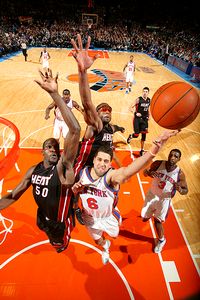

{"left": 25, "top": 50, "right": 28, "bottom": 61}
{"left": 100, "top": 214, "right": 121, "bottom": 265}
{"left": 62, "top": 122, "right": 69, "bottom": 139}
{"left": 153, "top": 219, "right": 166, "bottom": 253}
{"left": 96, "top": 235, "right": 111, "bottom": 265}
{"left": 125, "top": 75, "right": 130, "bottom": 94}
{"left": 53, "top": 119, "right": 61, "bottom": 142}
{"left": 127, "top": 117, "right": 140, "bottom": 143}
{"left": 140, "top": 133, "right": 146, "bottom": 156}
{"left": 141, "top": 190, "right": 155, "bottom": 220}
{"left": 36, "top": 208, "right": 73, "bottom": 253}
{"left": 153, "top": 198, "right": 170, "bottom": 253}
{"left": 87, "top": 225, "right": 111, "bottom": 265}
{"left": 129, "top": 75, "right": 134, "bottom": 92}
{"left": 138, "top": 118, "right": 147, "bottom": 155}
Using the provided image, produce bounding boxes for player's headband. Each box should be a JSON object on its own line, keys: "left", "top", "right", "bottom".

{"left": 96, "top": 103, "right": 112, "bottom": 113}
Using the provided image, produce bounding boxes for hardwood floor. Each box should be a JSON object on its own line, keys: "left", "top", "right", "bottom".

{"left": 0, "top": 48, "right": 199, "bottom": 268}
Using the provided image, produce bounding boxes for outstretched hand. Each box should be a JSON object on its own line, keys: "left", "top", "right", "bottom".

{"left": 35, "top": 69, "right": 58, "bottom": 94}
{"left": 150, "top": 130, "right": 180, "bottom": 155}
{"left": 71, "top": 34, "right": 99, "bottom": 72}
{"left": 72, "top": 181, "right": 85, "bottom": 195}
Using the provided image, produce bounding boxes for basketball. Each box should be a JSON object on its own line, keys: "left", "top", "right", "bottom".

{"left": 150, "top": 81, "right": 200, "bottom": 129}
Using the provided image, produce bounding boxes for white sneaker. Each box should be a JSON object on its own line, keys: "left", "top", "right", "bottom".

{"left": 102, "top": 250, "right": 110, "bottom": 264}
{"left": 154, "top": 238, "right": 166, "bottom": 253}
{"left": 102, "top": 240, "right": 111, "bottom": 264}
{"left": 103, "top": 239, "right": 111, "bottom": 251}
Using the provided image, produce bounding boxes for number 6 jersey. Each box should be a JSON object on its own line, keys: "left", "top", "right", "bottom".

{"left": 78, "top": 167, "right": 119, "bottom": 218}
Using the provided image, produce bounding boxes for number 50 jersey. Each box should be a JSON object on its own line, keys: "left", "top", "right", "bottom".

{"left": 31, "top": 162, "right": 68, "bottom": 221}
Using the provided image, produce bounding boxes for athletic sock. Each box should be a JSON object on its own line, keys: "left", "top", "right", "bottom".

{"left": 159, "top": 237, "right": 165, "bottom": 242}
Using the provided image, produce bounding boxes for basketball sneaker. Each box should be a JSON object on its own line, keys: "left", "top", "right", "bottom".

{"left": 154, "top": 238, "right": 166, "bottom": 253}
{"left": 127, "top": 134, "right": 132, "bottom": 144}
{"left": 140, "top": 150, "right": 145, "bottom": 156}
{"left": 56, "top": 245, "right": 68, "bottom": 253}
{"left": 129, "top": 87, "right": 131, "bottom": 92}
{"left": 75, "top": 207, "right": 85, "bottom": 225}
{"left": 125, "top": 89, "right": 129, "bottom": 94}
{"left": 102, "top": 239, "right": 111, "bottom": 265}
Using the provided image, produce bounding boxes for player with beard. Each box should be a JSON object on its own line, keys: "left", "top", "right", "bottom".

{"left": 71, "top": 34, "right": 125, "bottom": 173}
{"left": 72, "top": 139, "right": 180, "bottom": 264}
{"left": 70, "top": 34, "right": 125, "bottom": 223}
{"left": 75, "top": 102, "right": 125, "bottom": 170}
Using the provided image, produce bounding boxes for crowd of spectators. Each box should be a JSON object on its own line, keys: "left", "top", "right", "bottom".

{"left": 0, "top": 17, "right": 199, "bottom": 67}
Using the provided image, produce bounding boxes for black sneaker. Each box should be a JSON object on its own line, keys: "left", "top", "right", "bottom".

{"left": 56, "top": 245, "right": 68, "bottom": 253}
{"left": 140, "top": 150, "right": 145, "bottom": 156}
{"left": 75, "top": 208, "right": 85, "bottom": 225}
{"left": 127, "top": 135, "right": 132, "bottom": 144}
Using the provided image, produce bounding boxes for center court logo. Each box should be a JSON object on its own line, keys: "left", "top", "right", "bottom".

{"left": 67, "top": 69, "right": 127, "bottom": 92}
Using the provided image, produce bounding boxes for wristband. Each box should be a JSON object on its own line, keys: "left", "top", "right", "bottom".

{"left": 153, "top": 140, "right": 160, "bottom": 146}
{"left": 149, "top": 150, "right": 156, "bottom": 157}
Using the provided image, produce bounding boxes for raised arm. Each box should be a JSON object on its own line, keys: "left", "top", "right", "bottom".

{"left": 45, "top": 101, "right": 56, "bottom": 119}
{"left": 72, "top": 100, "right": 84, "bottom": 114}
{"left": 71, "top": 34, "right": 102, "bottom": 132}
{"left": 123, "top": 63, "right": 128, "bottom": 72}
{"left": 0, "top": 166, "right": 34, "bottom": 210}
{"left": 108, "top": 130, "right": 179, "bottom": 187}
{"left": 35, "top": 70, "right": 81, "bottom": 184}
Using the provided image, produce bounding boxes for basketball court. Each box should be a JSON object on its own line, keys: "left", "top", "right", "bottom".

{"left": 0, "top": 47, "right": 199, "bottom": 299}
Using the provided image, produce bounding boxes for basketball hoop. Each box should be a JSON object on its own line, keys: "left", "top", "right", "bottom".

{"left": 82, "top": 13, "right": 98, "bottom": 26}
{"left": 0, "top": 118, "right": 20, "bottom": 245}
{"left": 0, "top": 212, "right": 13, "bottom": 245}
{"left": 0, "top": 117, "right": 20, "bottom": 181}
{"left": 87, "top": 19, "right": 93, "bottom": 29}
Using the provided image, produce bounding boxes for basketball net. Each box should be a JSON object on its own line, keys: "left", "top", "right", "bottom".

{"left": 0, "top": 117, "right": 20, "bottom": 244}
{"left": 0, "top": 117, "right": 20, "bottom": 183}
{"left": 87, "top": 19, "right": 93, "bottom": 29}
{"left": 0, "top": 213, "right": 13, "bottom": 245}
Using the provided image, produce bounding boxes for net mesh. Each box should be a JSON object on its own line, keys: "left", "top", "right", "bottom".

{"left": 0, "top": 117, "right": 20, "bottom": 244}
{"left": 0, "top": 117, "right": 20, "bottom": 181}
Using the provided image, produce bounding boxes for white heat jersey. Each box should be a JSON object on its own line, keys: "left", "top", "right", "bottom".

{"left": 150, "top": 161, "right": 180, "bottom": 198}
{"left": 54, "top": 99, "right": 73, "bottom": 121}
{"left": 78, "top": 167, "right": 119, "bottom": 218}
